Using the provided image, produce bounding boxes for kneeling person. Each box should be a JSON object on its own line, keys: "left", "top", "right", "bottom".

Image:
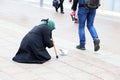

{"left": 12, "top": 19, "right": 55, "bottom": 64}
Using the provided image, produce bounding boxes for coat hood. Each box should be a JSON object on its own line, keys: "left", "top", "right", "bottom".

{"left": 40, "top": 19, "right": 55, "bottom": 31}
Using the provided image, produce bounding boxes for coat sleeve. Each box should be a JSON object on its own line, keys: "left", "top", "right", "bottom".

{"left": 71, "top": 0, "right": 78, "bottom": 11}
{"left": 42, "top": 26, "right": 54, "bottom": 48}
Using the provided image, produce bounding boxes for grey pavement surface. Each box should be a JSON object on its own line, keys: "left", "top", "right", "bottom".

{"left": 0, "top": 0, "right": 120, "bottom": 80}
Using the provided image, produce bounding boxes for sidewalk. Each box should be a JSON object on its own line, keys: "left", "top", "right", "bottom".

{"left": 0, "top": 0, "right": 120, "bottom": 80}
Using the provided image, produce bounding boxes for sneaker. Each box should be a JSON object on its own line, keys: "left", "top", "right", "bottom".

{"left": 94, "top": 39, "right": 100, "bottom": 51}
{"left": 76, "top": 45, "right": 86, "bottom": 50}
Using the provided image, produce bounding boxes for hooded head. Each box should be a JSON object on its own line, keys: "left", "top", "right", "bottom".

{"left": 40, "top": 19, "right": 55, "bottom": 31}
{"left": 48, "top": 19, "right": 55, "bottom": 31}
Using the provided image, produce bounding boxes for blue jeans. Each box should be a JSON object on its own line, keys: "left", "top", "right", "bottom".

{"left": 77, "top": 7, "right": 99, "bottom": 46}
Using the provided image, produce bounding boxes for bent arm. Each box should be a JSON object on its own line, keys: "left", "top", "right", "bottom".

{"left": 71, "top": 0, "right": 78, "bottom": 11}
{"left": 42, "top": 26, "right": 53, "bottom": 48}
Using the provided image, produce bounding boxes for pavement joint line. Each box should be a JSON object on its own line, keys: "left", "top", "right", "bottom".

{"left": 50, "top": 58, "right": 105, "bottom": 80}
{"left": 52, "top": 53, "right": 120, "bottom": 79}
{"left": 0, "top": 19, "right": 30, "bottom": 34}
{"left": 0, "top": 72, "right": 14, "bottom": 80}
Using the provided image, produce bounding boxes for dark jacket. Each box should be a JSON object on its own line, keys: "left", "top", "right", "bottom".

{"left": 12, "top": 24, "right": 53, "bottom": 64}
{"left": 71, "top": 0, "right": 78, "bottom": 11}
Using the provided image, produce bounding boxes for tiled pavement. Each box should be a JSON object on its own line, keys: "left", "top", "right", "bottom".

{"left": 0, "top": 0, "right": 120, "bottom": 80}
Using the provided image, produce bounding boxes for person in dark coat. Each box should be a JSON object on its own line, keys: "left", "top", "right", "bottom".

{"left": 54, "top": 0, "right": 64, "bottom": 14}
{"left": 12, "top": 19, "right": 55, "bottom": 64}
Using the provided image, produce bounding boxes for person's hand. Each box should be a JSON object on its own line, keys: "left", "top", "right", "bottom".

{"left": 50, "top": 39, "right": 54, "bottom": 45}
{"left": 70, "top": 11, "right": 76, "bottom": 16}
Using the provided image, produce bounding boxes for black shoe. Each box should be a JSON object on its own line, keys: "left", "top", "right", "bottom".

{"left": 94, "top": 39, "right": 100, "bottom": 51}
{"left": 55, "top": 8, "right": 58, "bottom": 12}
{"left": 76, "top": 45, "right": 86, "bottom": 50}
{"left": 61, "top": 11, "right": 64, "bottom": 14}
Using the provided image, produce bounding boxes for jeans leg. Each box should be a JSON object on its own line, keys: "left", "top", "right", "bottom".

{"left": 78, "top": 8, "right": 87, "bottom": 46}
{"left": 87, "top": 9, "right": 99, "bottom": 41}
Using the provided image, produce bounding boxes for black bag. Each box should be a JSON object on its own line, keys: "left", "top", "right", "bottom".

{"left": 52, "top": 0, "right": 59, "bottom": 8}
{"left": 84, "top": 0, "right": 100, "bottom": 9}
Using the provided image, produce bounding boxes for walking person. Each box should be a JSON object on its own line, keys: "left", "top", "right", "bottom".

{"left": 54, "top": 0, "right": 65, "bottom": 14}
{"left": 71, "top": 0, "right": 100, "bottom": 51}
{"left": 12, "top": 19, "right": 56, "bottom": 64}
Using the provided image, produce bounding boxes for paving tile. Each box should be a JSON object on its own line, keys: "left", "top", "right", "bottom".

{"left": 37, "top": 72, "right": 72, "bottom": 80}
{"left": 0, "top": 72, "right": 15, "bottom": 80}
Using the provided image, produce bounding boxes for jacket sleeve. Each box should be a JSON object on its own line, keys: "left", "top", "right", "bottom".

{"left": 71, "top": 0, "right": 78, "bottom": 11}
{"left": 42, "top": 26, "right": 53, "bottom": 48}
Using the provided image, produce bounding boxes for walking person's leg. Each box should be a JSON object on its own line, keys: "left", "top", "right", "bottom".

{"left": 59, "top": 0, "right": 64, "bottom": 14}
{"left": 87, "top": 9, "right": 100, "bottom": 51}
{"left": 76, "top": 8, "right": 87, "bottom": 50}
